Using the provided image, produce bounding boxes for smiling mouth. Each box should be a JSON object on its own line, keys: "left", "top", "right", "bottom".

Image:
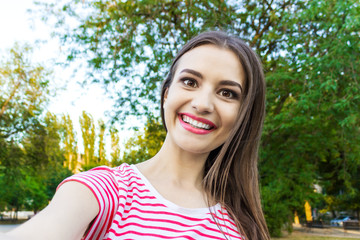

{"left": 181, "top": 115, "right": 214, "bottom": 130}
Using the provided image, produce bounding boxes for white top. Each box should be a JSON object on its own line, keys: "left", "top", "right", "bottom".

{"left": 59, "top": 163, "right": 243, "bottom": 239}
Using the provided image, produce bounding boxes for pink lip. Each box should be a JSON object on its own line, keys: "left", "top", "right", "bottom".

{"left": 178, "top": 113, "right": 217, "bottom": 135}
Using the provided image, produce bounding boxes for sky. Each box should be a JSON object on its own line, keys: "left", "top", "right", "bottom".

{"left": 0, "top": 1, "right": 134, "bottom": 154}
{"left": 0, "top": 1, "right": 113, "bottom": 118}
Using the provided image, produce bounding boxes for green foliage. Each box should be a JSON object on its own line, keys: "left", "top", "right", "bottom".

{"left": 79, "top": 111, "right": 96, "bottom": 168}
{"left": 121, "top": 116, "right": 166, "bottom": 164}
{"left": 0, "top": 140, "right": 26, "bottom": 212}
{"left": 259, "top": 0, "right": 360, "bottom": 232}
{"left": 97, "top": 119, "right": 107, "bottom": 165}
{"left": 79, "top": 112, "right": 113, "bottom": 170}
{"left": 43, "top": 164, "right": 73, "bottom": 201}
{"left": 0, "top": 43, "right": 51, "bottom": 139}
{"left": 61, "top": 114, "right": 78, "bottom": 171}
{"left": 0, "top": 119, "right": 72, "bottom": 215}
{"left": 0, "top": 44, "right": 72, "bottom": 215}
{"left": 36, "top": 0, "right": 239, "bottom": 122}
{"left": 22, "top": 175, "right": 49, "bottom": 213}
{"left": 110, "top": 126, "right": 121, "bottom": 166}
{"left": 262, "top": 183, "right": 294, "bottom": 237}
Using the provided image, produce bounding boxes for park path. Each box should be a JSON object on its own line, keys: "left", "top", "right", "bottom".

{"left": 0, "top": 224, "right": 19, "bottom": 233}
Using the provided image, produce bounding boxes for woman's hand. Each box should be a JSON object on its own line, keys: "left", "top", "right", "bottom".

{"left": 5, "top": 181, "right": 99, "bottom": 240}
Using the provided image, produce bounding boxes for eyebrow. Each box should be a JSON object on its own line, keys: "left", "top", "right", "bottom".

{"left": 180, "top": 68, "right": 243, "bottom": 92}
{"left": 180, "top": 69, "right": 203, "bottom": 79}
{"left": 219, "top": 80, "right": 243, "bottom": 92}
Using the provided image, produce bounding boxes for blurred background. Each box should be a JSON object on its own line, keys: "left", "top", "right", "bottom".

{"left": 0, "top": 0, "right": 359, "bottom": 238}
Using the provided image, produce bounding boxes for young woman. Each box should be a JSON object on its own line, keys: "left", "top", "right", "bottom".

{"left": 5, "top": 31, "right": 270, "bottom": 240}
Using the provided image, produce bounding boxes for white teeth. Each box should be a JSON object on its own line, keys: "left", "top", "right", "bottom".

{"left": 182, "top": 115, "right": 212, "bottom": 130}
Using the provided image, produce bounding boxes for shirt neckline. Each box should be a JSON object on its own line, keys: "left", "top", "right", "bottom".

{"left": 130, "top": 164, "right": 221, "bottom": 216}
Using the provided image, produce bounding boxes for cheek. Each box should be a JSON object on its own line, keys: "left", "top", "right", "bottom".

{"left": 163, "top": 92, "right": 179, "bottom": 125}
{"left": 164, "top": 86, "right": 187, "bottom": 111}
{"left": 221, "top": 106, "right": 240, "bottom": 130}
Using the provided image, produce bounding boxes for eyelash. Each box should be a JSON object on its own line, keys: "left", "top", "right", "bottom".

{"left": 181, "top": 78, "right": 198, "bottom": 88}
{"left": 180, "top": 78, "right": 239, "bottom": 100}
{"left": 218, "top": 89, "right": 239, "bottom": 99}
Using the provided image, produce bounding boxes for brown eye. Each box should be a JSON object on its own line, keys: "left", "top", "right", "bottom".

{"left": 219, "top": 89, "right": 234, "bottom": 98}
{"left": 183, "top": 79, "right": 198, "bottom": 88}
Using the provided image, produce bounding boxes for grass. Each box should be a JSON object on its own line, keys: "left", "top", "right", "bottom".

{"left": 270, "top": 225, "right": 360, "bottom": 240}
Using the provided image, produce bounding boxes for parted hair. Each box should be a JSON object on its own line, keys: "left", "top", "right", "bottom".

{"left": 160, "top": 31, "right": 270, "bottom": 240}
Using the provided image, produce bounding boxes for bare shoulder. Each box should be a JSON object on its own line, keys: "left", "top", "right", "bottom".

{"left": 6, "top": 181, "right": 99, "bottom": 240}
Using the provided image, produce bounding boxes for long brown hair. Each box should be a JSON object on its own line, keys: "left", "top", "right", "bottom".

{"left": 160, "top": 31, "right": 270, "bottom": 240}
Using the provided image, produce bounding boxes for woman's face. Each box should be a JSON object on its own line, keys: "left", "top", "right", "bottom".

{"left": 163, "top": 44, "right": 245, "bottom": 155}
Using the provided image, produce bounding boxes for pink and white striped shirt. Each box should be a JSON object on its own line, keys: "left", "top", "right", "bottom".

{"left": 59, "top": 163, "right": 243, "bottom": 240}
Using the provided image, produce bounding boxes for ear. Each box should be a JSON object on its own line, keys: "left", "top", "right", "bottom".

{"left": 163, "top": 88, "right": 169, "bottom": 106}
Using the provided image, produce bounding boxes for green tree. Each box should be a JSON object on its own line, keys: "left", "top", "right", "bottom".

{"left": 97, "top": 119, "right": 107, "bottom": 165}
{"left": 110, "top": 126, "right": 121, "bottom": 166}
{"left": 21, "top": 113, "right": 71, "bottom": 209}
{"left": 0, "top": 44, "right": 73, "bottom": 215}
{"left": 22, "top": 175, "right": 49, "bottom": 214}
{"left": 61, "top": 114, "right": 78, "bottom": 171}
{"left": 44, "top": 112, "right": 66, "bottom": 170}
{"left": 122, "top": 116, "right": 166, "bottom": 164}
{"left": 22, "top": 121, "right": 51, "bottom": 172}
{"left": 0, "top": 43, "right": 50, "bottom": 139}
{"left": 0, "top": 140, "right": 26, "bottom": 215}
{"left": 0, "top": 44, "right": 69, "bottom": 216}
{"left": 36, "top": 0, "right": 238, "bottom": 122}
{"left": 259, "top": 0, "right": 360, "bottom": 235}
{"left": 42, "top": 161, "right": 73, "bottom": 206}
{"left": 79, "top": 111, "right": 96, "bottom": 170}
{"left": 43, "top": 113, "right": 73, "bottom": 201}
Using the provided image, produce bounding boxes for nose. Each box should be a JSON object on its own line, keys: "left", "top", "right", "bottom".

{"left": 191, "top": 88, "right": 214, "bottom": 113}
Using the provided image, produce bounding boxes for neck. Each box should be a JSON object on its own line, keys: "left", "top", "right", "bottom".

{"left": 137, "top": 135, "right": 209, "bottom": 189}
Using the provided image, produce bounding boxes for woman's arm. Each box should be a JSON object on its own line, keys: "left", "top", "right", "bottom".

{"left": 5, "top": 181, "right": 99, "bottom": 240}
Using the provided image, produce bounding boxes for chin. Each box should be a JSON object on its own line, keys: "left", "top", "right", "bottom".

{"left": 179, "top": 143, "right": 217, "bottom": 155}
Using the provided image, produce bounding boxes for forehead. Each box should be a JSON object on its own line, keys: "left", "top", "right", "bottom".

{"left": 174, "top": 44, "right": 245, "bottom": 84}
